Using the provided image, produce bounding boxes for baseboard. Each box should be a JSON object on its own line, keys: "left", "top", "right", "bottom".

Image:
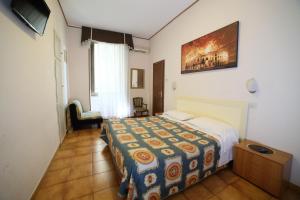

{"left": 289, "top": 182, "right": 300, "bottom": 193}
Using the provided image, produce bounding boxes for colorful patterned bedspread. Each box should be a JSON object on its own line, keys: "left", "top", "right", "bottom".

{"left": 105, "top": 116, "right": 221, "bottom": 200}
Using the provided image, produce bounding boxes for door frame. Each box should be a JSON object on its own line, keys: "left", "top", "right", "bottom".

{"left": 54, "top": 30, "right": 66, "bottom": 144}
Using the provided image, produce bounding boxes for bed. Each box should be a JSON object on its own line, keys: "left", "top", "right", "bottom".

{"left": 103, "top": 97, "right": 248, "bottom": 200}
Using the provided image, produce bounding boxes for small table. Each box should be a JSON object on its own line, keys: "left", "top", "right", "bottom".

{"left": 233, "top": 140, "right": 292, "bottom": 198}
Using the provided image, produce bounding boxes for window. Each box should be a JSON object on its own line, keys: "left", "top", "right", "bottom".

{"left": 90, "top": 42, "right": 130, "bottom": 118}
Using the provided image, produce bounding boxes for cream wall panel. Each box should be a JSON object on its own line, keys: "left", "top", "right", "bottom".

{"left": 67, "top": 29, "right": 151, "bottom": 114}
{"left": 128, "top": 38, "right": 151, "bottom": 115}
{"left": 67, "top": 27, "right": 91, "bottom": 111}
{"left": 150, "top": 0, "right": 300, "bottom": 186}
{"left": 0, "top": 0, "right": 67, "bottom": 199}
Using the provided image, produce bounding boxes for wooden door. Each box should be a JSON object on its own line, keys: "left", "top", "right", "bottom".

{"left": 152, "top": 60, "right": 165, "bottom": 115}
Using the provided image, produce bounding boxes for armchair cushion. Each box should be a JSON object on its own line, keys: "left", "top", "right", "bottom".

{"left": 72, "top": 99, "right": 83, "bottom": 119}
{"left": 135, "top": 107, "right": 147, "bottom": 112}
{"left": 81, "top": 111, "right": 101, "bottom": 120}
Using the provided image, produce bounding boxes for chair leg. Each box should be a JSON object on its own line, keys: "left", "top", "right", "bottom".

{"left": 135, "top": 112, "right": 140, "bottom": 117}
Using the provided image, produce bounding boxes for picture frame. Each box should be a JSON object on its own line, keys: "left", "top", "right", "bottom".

{"left": 130, "top": 68, "right": 144, "bottom": 89}
{"left": 181, "top": 21, "right": 239, "bottom": 74}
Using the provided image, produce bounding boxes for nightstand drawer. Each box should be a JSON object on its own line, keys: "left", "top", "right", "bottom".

{"left": 245, "top": 152, "right": 282, "bottom": 195}
{"left": 233, "top": 140, "right": 292, "bottom": 198}
{"left": 247, "top": 154, "right": 282, "bottom": 179}
{"left": 234, "top": 148, "right": 282, "bottom": 189}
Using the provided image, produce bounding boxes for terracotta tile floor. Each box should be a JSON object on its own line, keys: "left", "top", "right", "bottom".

{"left": 32, "top": 129, "right": 300, "bottom": 200}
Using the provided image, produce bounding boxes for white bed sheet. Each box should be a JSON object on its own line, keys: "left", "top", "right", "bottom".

{"left": 160, "top": 114, "right": 237, "bottom": 167}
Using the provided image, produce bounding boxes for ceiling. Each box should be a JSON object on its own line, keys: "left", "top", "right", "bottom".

{"left": 59, "top": 0, "right": 198, "bottom": 39}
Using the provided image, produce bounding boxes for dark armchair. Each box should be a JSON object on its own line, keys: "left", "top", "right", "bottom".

{"left": 69, "top": 100, "right": 103, "bottom": 130}
{"left": 133, "top": 97, "right": 149, "bottom": 117}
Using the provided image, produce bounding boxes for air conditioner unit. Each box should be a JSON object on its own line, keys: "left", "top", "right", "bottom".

{"left": 131, "top": 47, "right": 149, "bottom": 54}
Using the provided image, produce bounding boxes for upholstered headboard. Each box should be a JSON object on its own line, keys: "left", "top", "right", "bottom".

{"left": 176, "top": 96, "right": 249, "bottom": 139}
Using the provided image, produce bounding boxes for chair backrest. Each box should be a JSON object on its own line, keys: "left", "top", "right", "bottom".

{"left": 69, "top": 104, "right": 79, "bottom": 127}
{"left": 72, "top": 100, "right": 83, "bottom": 118}
{"left": 133, "top": 97, "right": 143, "bottom": 108}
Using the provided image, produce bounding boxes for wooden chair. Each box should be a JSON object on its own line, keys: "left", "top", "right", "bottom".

{"left": 133, "top": 97, "right": 149, "bottom": 117}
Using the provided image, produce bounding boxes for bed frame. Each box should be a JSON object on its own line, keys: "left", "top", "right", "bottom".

{"left": 176, "top": 96, "right": 249, "bottom": 140}
{"left": 101, "top": 96, "right": 249, "bottom": 198}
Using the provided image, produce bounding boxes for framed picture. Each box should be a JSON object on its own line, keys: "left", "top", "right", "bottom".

{"left": 181, "top": 21, "right": 239, "bottom": 74}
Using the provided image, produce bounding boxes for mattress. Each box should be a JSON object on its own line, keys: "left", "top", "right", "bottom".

{"left": 105, "top": 116, "right": 222, "bottom": 200}
{"left": 161, "top": 114, "right": 238, "bottom": 167}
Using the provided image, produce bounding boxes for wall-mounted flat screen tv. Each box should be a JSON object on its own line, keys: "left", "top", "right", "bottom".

{"left": 11, "top": 0, "right": 51, "bottom": 35}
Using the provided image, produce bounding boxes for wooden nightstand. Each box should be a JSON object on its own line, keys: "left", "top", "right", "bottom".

{"left": 233, "top": 140, "right": 292, "bottom": 198}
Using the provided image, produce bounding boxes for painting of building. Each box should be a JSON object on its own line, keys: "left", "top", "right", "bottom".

{"left": 181, "top": 21, "right": 239, "bottom": 73}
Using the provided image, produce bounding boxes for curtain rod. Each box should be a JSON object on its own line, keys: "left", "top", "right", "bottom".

{"left": 67, "top": 25, "right": 149, "bottom": 40}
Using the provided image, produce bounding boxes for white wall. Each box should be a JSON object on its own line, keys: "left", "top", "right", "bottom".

{"left": 129, "top": 38, "right": 152, "bottom": 115}
{"left": 150, "top": 0, "right": 300, "bottom": 186}
{"left": 0, "top": 0, "right": 67, "bottom": 199}
{"left": 67, "top": 27, "right": 151, "bottom": 114}
{"left": 67, "top": 27, "right": 91, "bottom": 111}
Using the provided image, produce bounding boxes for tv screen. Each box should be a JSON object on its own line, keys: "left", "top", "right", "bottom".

{"left": 11, "top": 0, "right": 51, "bottom": 35}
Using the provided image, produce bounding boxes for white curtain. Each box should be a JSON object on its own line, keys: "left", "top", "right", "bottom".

{"left": 91, "top": 42, "right": 130, "bottom": 118}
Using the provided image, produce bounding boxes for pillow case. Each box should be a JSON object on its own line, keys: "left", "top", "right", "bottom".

{"left": 163, "top": 110, "right": 194, "bottom": 121}
{"left": 186, "top": 117, "right": 239, "bottom": 150}
{"left": 186, "top": 117, "right": 238, "bottom": 136}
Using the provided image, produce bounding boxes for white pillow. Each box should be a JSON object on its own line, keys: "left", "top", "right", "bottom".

{"left": 163, "top": 110, "right": 194, "bottom": 121}
{"left": 186, "top": 117, "right": 239, "bottom": 139}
